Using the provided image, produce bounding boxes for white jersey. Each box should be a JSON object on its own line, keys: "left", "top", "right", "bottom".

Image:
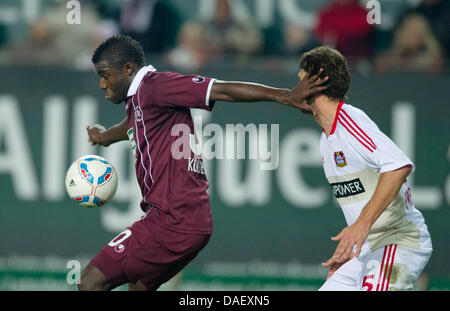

{"left": 320, "top": 102, "right": 432, "bottom": 252}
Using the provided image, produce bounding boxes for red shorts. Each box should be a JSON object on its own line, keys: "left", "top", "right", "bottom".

{"left": 90, "top": 208, "right": 211, "bottom": 290}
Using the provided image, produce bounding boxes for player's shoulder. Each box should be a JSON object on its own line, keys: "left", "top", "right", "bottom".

{"left": 339, "top": 104, "right": 380, "bottom": 131}
{"left": 143, "top": 71, "right": 193, "bottom": 87}
{"left": 340, "top": 104, "right": 372, "bottom": 122}
{"left": 145, "top": 71, "right": 183, "bottom": 80}
{"left": 139, "top": 71, "right": 178, "bottom": 94}
{"left": 338, "top": 103, "right": 379, "bottom": 152}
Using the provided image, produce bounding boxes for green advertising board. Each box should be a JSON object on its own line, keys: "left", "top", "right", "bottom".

{"left": 0, "top": 66, "right": 449, "bottom": 290}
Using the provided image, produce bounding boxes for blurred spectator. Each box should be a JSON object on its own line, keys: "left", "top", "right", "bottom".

{"left": 165, "top": 21, "right": 213, "bottom": 72}
{"left": 166, "top": 0, "right": 263, "bottom": 71}
{"left": 0, "top": 2, "right": 118, "bottom": 69}
{"left": 315, "top": 0, "right": 374, "bottom": 63}
{"left": 394, "top": 0, "right": 450, "bottom": 57}
{"left": 75, "top": 18, "right": 120, "bottom": 70}
{"left": 0, "top": 17, "right": 66, "bottom": 65}
{"left": 280, "top": 22, "right": 320, "bottom": 56}
{"left": 120, "top": 0, "right": 182, "bottom": 54}
{"left": 375, "top": 14, "right": 444, "bottom": 73}
{"left": 201, "top": 0, "right": 262, "bottom": 55}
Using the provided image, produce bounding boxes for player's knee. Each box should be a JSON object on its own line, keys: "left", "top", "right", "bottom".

{"left": 78, "top": 264, "right": 110, "bottom": 291}
{"left": 78, "top": 279, "right": 105, "bottom": 291}
{"left": 128, "top": 281, "right": 151, "bottom": 291}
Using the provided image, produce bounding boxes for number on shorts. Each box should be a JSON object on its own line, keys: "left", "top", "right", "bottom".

{"left": 108, "top": 229, "right": 132, "bottom": 247}
{"left": 362, "top": 275, "right": 374, "bottom": 291}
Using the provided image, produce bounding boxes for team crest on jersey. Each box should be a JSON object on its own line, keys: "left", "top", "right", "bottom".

{"left": 134, "top": 106, "right": 143, "bottom": 122}
{"left": 334, "top": 151, "right": 347, "bottom": 167}
{"left": 192, "top": 76, "right": 205, "bottom": 83}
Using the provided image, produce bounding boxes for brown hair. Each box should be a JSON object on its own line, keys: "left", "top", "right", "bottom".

{"left": 299, "top": 46, "right": 350, "bottom": 101}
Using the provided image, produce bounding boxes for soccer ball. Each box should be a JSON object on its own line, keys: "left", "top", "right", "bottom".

{"left": 65, "top": 155, "right": 118, "bottom": 208}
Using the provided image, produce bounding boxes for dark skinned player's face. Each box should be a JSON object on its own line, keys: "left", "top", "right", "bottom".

{"left": 94, "top": 60, "right": 134, "bottom": 104}
{"left": 297, "top": 69, "right": 313, "bottom": 114}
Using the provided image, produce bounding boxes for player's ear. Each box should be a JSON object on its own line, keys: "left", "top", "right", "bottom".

{"left": 122, "top": 63, "right": 134, "bottom": 76}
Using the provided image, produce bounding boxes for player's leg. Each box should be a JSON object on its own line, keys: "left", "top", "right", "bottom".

{"left": 388, "top": 246, "right": 431, "bottom": 291}
{"left": 323, "top": 244, "right": 401, "bottom": 291}
{"left": 321, "top": 244, "right": 432, "bottom": 291}
{"left": 319, "top": 256, "right": 362, "bottom": 291}
{"left": 361, "top": 244, "right": 397, "bottom": 291}
{"left": 81, "top": 228, "right": 137, "bottom": 291}
{"left": 162, "top": 271, "right": 184, "bottom": 290}
{"left": 78, "top": 263, "right": 113, "bottom": 291}
{"left": 128, "top": 271, "right": 184, "bottom": 291}
{"left": 128, "top": 280, "right": 148, "bottom": 291}
{"left": 367, "top": 244, "right": 432, "bottom": 291}
{"left": 127, "top": 231, "right": 211, "bottom": 291}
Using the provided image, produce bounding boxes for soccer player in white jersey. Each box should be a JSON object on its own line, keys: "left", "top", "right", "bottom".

{"left": 296, "top": 46, "right": 432, "bottom": 291}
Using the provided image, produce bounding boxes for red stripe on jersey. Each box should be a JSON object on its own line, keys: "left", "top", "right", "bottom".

{"left": 339, "top": 111, "right": 377, "bottom": 150}
{"left": 376, "top": 245, "right": 388, "bottom": 291}
{"left": 380, "top": 245, "right": 393, "bottom": 291}
{"left": 329, "top": 101, "right": 344, "bottom": 135}
{"left": 339, "top": 116, "right": 375, "bottom": 152}
{"left": 385, "top": 245, "right": 398, "bottom": 291}
{"left": 340, "top": 109, "right": 377, "bottom": 149}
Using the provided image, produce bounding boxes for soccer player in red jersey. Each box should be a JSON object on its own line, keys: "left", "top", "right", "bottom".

{"left": 80, "top": 35, "right": 327, "bottom": 291}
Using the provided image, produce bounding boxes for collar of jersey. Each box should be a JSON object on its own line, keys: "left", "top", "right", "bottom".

{"left": 328, "top": 101, "right": 344, "bottom": 136}
{"left": 127, "top": 65, "right": 157, "bottom": 97}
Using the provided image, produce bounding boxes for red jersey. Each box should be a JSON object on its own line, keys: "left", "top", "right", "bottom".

{"left": 125, "top": 66, "right": 215, "bottom": 234}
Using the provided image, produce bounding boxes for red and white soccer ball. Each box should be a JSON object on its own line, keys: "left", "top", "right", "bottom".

{"left": 65, "top": 155, "right": 118, "bottom": 208}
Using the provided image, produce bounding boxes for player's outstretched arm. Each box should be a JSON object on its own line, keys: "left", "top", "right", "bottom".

{"left": 210, "top": 69, "right": 328, "bottom": 111}
{"left": 86, "top": 117, "right": 128, "bottom": 147}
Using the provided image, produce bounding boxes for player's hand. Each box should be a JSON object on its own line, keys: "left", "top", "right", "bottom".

{"left": 321, "top": 251, "right": 352, "bottom": 279}
{"left": 321, "top": 221, "right": 370, "bottom": 268}
{"left": 281, "top": 68, "right": 329, "bottom": 110}
{"left": 323, "top": 262, "right": 345, "bottom": 280}
{"left": 86, "top": 124, "right": 110, "bottom": 147}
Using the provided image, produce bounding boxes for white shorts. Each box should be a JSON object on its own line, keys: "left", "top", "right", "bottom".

{"left": 319, "top": 244, "right": 432, "bottom": 291}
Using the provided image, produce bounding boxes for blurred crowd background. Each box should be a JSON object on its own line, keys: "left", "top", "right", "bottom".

{"left": 0, "top": 0, "right": 448, "bottom": 74}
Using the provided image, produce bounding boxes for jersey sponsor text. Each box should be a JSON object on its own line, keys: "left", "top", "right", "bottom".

{"left": 330, "top": 178, "right": 365, "bottom": 198}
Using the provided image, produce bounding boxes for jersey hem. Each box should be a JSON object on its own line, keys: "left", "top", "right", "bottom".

{"left": 143, "top": 202, "right": 213, "bottom": 235}
{"left": 368, "top": 238, "right": 431, "bottom": 253}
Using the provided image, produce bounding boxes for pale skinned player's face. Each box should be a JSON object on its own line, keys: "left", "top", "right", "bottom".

{"left": 298, "top": 69, "right": 307, "bottom": 81}
{"left": 94, "top": 60, "right": 134, "bottom": 104}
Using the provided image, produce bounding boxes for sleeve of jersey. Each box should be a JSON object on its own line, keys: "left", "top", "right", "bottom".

{"left": 342, "top": 109, "right": 415, "bottom": 176}
{"left": 154, "top": 72, "right": 216, "bottom": 111}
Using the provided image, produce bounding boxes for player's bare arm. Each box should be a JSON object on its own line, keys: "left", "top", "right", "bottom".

{"left": 322, "top": 165, "right": 413, "bottom": 269}
{"left": 86, "top": 117, "right": 128, "bottom": 147}
{"left": 210, "top": 69, "right": 328, "bottom": 111}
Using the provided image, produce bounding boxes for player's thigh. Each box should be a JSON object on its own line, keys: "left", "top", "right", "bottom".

{"left": 360, "top": 244, "right": 432, "bottom": 291}
{"left": 319, "top": 257, "right": 362, "bottom": 291}
{"left": 391, "top": 246, "right": 431, "bottom": 290}
{"left": 364, "top": 244, "right": 431, "bottom": 291}
{"left": 89, "top": 227, "right": 138, "bottom": 289}
{"left": 135, "top": 233, "right": 210, "bottom": 291}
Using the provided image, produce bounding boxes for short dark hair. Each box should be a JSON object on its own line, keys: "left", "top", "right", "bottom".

{"left": 299, "top": 46, "right": 350, "bottom": 101}
{"left": 92, "top": 35, "right": 145, "bottom": 68}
